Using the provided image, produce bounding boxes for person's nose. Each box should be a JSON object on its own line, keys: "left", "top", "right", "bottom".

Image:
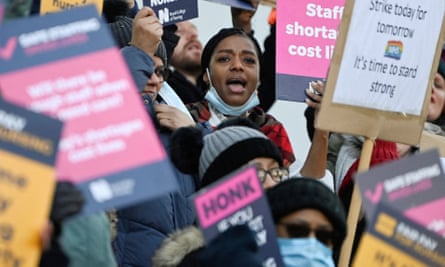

{"left": 230, "top": 56, "right": 244, "bottom": 71}
{"left": 262, "top": 176, "right": 276, "bottom": 189}
{"left": 149, "top": 73, "right": 162, "bottom": 84}
{"left": 184, "top": 30, "right": 198, "bottom": 41}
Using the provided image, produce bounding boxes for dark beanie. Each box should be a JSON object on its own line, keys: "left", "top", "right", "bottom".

{"left": 267, "top": 178, "right": 347, "bottom": 251}
{"left": 108, "top": 16, "right": 133, "bottom": 48}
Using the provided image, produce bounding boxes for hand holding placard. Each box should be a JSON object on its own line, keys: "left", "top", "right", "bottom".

{"left": 130, "top": 7, "right": 163, "bottom": 57}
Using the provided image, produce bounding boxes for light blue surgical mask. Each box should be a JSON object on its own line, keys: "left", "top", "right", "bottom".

{"left": 204, "top": 68, "right": 260, "bottom": 116}
{"left": 278, "top": 237, "right": 335, "bottom": 267}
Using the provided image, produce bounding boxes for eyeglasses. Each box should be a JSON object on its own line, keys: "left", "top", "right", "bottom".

{"left": 257, "top": 167, "right": 289, "bottom": 183}
{"left": 153, "top": 66, "right": 170, "bottom": 80}
{"left": 277, "top": 222, "right": 335, "bottom": 246}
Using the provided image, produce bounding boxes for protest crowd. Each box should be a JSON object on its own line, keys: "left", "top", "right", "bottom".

{"left": 1, "top": 0, "right": 445, "bottom": 266}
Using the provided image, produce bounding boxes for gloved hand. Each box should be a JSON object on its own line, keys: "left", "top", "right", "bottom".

{"left": 44, "top": 181, "right": 84, "bottom": 258}
{"left": 50, "top": 181, "right": 85, "bottom": 224}
{"left": 162, "top": 24, "right": 179, "bottom": 63}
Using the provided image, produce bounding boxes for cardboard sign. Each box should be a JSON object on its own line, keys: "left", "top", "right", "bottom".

{"left": 260, "top": 0, "right": 275, "bottom": 7}
{"left": 143, "top": 0, "right": 198, "bottom": 25}
{"left": 0, "top": 6, "right": 178, "bottom": 215}
{"left": 276, "top": 0, "right": 344, "bottom": 102}
{"left": 353, "top": 203, "right": 445, "bottom": 267}
{"left": 0, "top": 99, "right": 62, "bottom": 267}
{"left": 193, "top": 165, "right": 284, "bottom": 267}
{"left": 40, "top": 0, "right": 104, "bottom": 15}
{"left": 420, "top": 131, "right": 445, "bottom": 157}
{"left": 204, "top": 0, "right": 256, "bottom": 11}
{"left": 356, "top": 149, "right": 445, "bottom": 237}
{"left": 316, "top": 0, "right": 445, "bottom": 145}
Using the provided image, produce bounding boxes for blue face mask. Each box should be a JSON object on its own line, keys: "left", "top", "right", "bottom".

{"left": 278, "top": 237, "right": 335, "bottom": 267}
{"left": 204, "top": 68, "right": 260, "bottom": 116}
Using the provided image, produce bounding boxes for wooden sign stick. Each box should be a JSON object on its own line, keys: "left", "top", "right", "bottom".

{"left": 338, "top": 137, "right": 374, "bottom": 267}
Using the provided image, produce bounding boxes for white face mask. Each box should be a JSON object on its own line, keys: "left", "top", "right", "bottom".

{"left": 204, "top": 68, "right": 260, "bottom": 116}
{"left": 278, "top": 237, "right": 335, "bottom": 267}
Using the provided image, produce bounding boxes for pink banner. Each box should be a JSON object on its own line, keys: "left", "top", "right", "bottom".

{"left": 194, "top": 167, "right": 262, "bottom": 228}
{"left": 0, "top": 48, "right": 165, "bottom": 182}
{"left": 276, "top": 0, "right": 345, "bottom": 102}
{"left": 277, "top": 0, "right": 344, "bottom": 78}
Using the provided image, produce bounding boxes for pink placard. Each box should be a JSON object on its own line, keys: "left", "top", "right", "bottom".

{"left": 405, "top": 197, "right": 445, "bottom": 237}
{"left": 194, "top": 167, "right": 263, "bottom": 228}
{"left": 0, "top": 48, "right": 165, "bottom": 182}
{"left": 277, "top": 0, "right": 344, "bottom": 78}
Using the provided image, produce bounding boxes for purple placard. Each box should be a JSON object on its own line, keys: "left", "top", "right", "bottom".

{"left": 193, "top": 165, "right": 284, "bottom": 267}
{"left": 143, "top": 0, "right": 198, "bottom": 25}
{"left": 356, "top": 203, "right": 445, "bottom": 267}
{"left": 356, "top": 149, "right": 445, "bottom": 238}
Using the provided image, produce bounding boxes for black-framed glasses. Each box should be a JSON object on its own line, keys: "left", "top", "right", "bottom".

{"left": 153, "top": 66, "right": 170, "bottom": 80}
{"left": 257, "top": 167, "right": 289, "bottom": 183}
{"left": 277, "top": 222, "right": 335, "bottom": 246}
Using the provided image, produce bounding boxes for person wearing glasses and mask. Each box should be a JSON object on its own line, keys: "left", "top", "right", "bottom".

{"left": 150, "top": 119, "right": 288, "bottom": 266}
{"left": 267, "top": 178, "right": 347, "bottom": 267}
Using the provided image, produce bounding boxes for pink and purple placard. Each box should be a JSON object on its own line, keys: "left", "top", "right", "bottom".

{"left": 362, "top": 203, "right": 445, "bottom": 267}
{"left": 0, "top": 6, "right": 178, "bottom": 215}
{"left": 356, "top": 149, "right": 445, "bottom": 238}
{"left": 276, "top": 0, "right": 344, "bottom": 102}
{"left": 193, "top": 165, "right": 284, "bottom": 267}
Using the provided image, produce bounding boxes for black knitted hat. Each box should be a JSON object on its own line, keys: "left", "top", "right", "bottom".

{"left": 266, "top": 178, "right": 347, "bottom": 251}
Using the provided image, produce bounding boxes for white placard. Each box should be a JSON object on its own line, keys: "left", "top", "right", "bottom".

{"left": 332, "top": 0, "right": 444, "bottom": 115}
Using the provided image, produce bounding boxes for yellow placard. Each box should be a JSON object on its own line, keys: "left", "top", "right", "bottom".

{"left": 353, "top": 234, "right": 428, "bottom": 267}
{"left": 0, "top": 150, "right": 55, "bottom": 267}
{"left": 40, "top": 0, "right": 103, "bottom": 15}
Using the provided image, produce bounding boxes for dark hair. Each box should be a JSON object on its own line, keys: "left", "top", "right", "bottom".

{"left": 439, "top": 57, "right": 445, "bottom": 80}
{"left": 199, "top": 28, "right": 263, "bottom": 89}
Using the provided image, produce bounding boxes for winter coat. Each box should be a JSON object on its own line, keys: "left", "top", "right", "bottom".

{"left": 112, "top": 45, "right": 198, "bottom": 267}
